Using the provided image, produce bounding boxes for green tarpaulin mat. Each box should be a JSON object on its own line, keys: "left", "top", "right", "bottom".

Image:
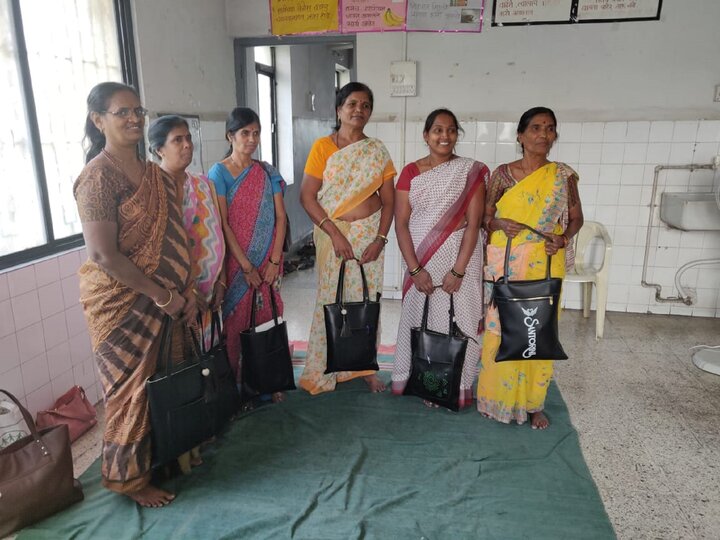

{"left": 18, "top": 373, "right": 614, "bottom": 539}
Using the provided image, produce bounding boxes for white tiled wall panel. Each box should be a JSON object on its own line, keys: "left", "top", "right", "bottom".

{"left": 369, "top": 118, "right": 720, "bottom": 317}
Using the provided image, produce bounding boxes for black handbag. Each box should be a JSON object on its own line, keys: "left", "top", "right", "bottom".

{"left": 146, "top": 317, "right": 214, "bottom": 467}
{"left": 323, "top": 259, "right": 380, "bottom": 374}
{"left": 195, "top": 311, "right": 241, "bottom": 430}
{"left": 491, "top": 224, "right": 568, "bottom": 362}
{"left": 240, "top": 286, "right": 296, "bottom": 395}
{"left": 404, "top": 293, "right": 468, "bottom": 411}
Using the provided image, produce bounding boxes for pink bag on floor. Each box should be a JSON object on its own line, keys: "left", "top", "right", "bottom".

{"left": 36, "top": 386, "right": 97, "bottom": 443}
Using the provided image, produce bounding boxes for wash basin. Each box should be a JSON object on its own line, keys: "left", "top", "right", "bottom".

{"left": 659, "top": 192, "right": 720, "bottom": 231}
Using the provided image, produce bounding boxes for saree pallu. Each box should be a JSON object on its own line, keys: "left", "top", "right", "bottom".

{"left": 391, "top": 158, "right": 487, "bottom": 408}
{"left": 183, "top": 173, "right": 225, "bottom": 349}
{"left": 299, "top": 137, "right": 393, "bottom": 394}
{"left": 222, "top": 161, "right": 283, "bottom": 381}
{"left": 477, "top": 162, "right": 569, "bottom": 424}
{"left": 76, "top": 161, "right": 190, "bottom": 493}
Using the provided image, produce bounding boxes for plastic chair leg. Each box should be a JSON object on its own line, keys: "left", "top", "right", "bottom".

{"left": 582, "top": 282, "right": 592, "bottom": 318}
{"left": 594, "top": 277, "right": 608, "bottom": 339}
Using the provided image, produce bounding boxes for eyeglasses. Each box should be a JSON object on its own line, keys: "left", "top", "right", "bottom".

{"left": 101, "top": 107, "right": 148, "bottom": 119}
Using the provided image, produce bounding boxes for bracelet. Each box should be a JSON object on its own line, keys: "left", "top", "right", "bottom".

{"left": 375, "top": 234, "right": 389, "bottom": 245}
{"left": 217, "top": 281, "right": 227, "bottom": 289}
{"left": 450, "top": 268, "right": 465, "bottom": 279}
{"left": 318, "top": 217, "right": 331, "bottom": 230}
{"left": 409, "top": 265, "right": 423, "bottom": 277}
{"left": 155, "top": 289, "right": 173, "bottom": 308}
{"left": 268, "top": 258, "right": 280, "bottom": 266}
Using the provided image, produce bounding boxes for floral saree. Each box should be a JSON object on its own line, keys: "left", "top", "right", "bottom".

{"left": 74, "top": 158, "right": 190, "bottom": 493}
{"left": 477, "top": 162, "right": 574, "bottom": 424}
{"left": 218, "top": 160, "right": 284, "bottom": 381}
{"left": 391, "top": 157, "right": 488, "bottom": 408}
{"left": 299, "top": 137, "right": 395, "bottom": 395}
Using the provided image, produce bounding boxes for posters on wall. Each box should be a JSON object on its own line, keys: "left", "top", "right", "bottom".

{"left": 492, "top": 0, "right": 661, "bottom": 25}
{"left": 406, "top": 0, "right": 484, "bottom": 32}
{"left": 342, "top": 0, "right": 407, "bottom": 32}
{"left": 269, "top": 0, "right": 339, "bottom": 35}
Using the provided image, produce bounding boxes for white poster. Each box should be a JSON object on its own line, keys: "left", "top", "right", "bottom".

{"left": 407, "top": 0, "right": 484, "bottom": 33}
{"left": 576, "top": 0, "right": 661, "bottom": 21}
{"left": 494, "top": 0, "right": 572, "bottom": 24}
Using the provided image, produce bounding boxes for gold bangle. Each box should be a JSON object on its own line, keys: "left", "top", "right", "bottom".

{"left": 450, "top": 268, "right": 465, "bottom": 279}
{"left": 217, "top": 281, "right": 227, "bottom": 289}
{"left": 318, "top": 217, "right": 330, "bottom": 229}
{"left": 375, "top": 234, "right": 389, "bottom": 245}
{"left": 268, "top": 258, "right": 280, "bottom": 266}
{"left": 155, "top": 289, "right": 173, "bottom": 308}
{"left": 409, "top": 265, "right": 423, "bottom": 277}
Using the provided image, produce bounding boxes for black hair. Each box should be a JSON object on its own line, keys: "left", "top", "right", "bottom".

{"left": 148, "top": 115, "right": 189, "bottom": 158}
{"left": 334, "top": 82, "right": 374, "bottom": 131}
{"left": 83, "top": 82, "right": 140, "bottom": 163}
{"left": 423, "top": 108, "right": 464, "bottom": 137}
{"left": 224, "top": 107, "right": 260, "bottom": 158}
{"left": 516, "top": 106, "right": 558, "bottom": 153}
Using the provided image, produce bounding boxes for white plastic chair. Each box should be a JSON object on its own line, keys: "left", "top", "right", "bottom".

{"left": 564, "top": 221, "right": 613, "bottom": 339}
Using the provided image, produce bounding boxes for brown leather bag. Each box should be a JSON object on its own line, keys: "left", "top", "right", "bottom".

{"left": 0, "top": 389, "right": 84, "bottom": 536}
{"left": 36, "top": 385, "right": 97, "bottom": 442}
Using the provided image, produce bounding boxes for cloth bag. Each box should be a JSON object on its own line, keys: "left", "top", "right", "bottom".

{"left": 240, "top": 287, "right": 296, "bottom": 395}
{"left": 0, "top": 389, "right": 84, "bottom": 537}
{"left": 491, "top": 225, "right": 568, "bottom": 362}
{"left": 146, "top": 317, "right": 214, "bottom": 467}
{"left": 323, "top": 259, "right": 380, "bottom": 374}
{"left": 36, "top": 385, "right": 97, "bottom": 443}
{"left": 0, "top": 398, "right": 30, "bottom": 448}
{"left": 195, "top": 311, "right": 241, "bottom": 430}
{"left": 404, "top": 293, "right": 468, "bottom": 411}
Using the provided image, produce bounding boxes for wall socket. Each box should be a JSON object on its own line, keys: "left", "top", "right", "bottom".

{"left": 715, "top": 85, "right": 720, "bottom": 102}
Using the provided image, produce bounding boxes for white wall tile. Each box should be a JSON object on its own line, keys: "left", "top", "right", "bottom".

{"left": 581, "top": 122, "right": 604, "bottom": 143}
{"left": 42, "top": 312, "right": 68, "bottom": 349}
{"left": 69, "top": 333, "right": 92, "bottom": 366}
{"left": 0, "top": 300, "right": 15, "bottom": 338}
{"left": 558, "top": 122, "right": 582, "bottom": 142}
{"left": 668, "top": 142, "right": 695, "bottom": 165}
{"left": 50, "top": 369, "right": 76, "bottom": 402}
{"left": 623, "top": 143, "right": 648, "bottom": 164}
{"left": 692, "top": 143, "right": 720, "bottom": 165}
{"left": 459, "top": 121, "right": 476, "bottom": 142}
{"left": 620, "top": 164, "right": 645, "bottom": 185}
{"left": 598, "top": 165, "right": 622, "bottom": 185}
{"left": 61, "top": 274, "right": 80, "bottom": 309}
{"left": 57, "top": 250, "right": 81, "bottom": 279}
{"left": 11, "top": 291, "right": 41, "bottom": 331}
{"left": 646, "top": 143, "right": 671, "bottom": 164}
{"left": 579, "top": 143, "right": 602, "bottom": 163}
{"left": 0, "top": 333, "right": 20, "bottom": 374}
{"left": 696, "top": 121, "right": 720, "bottom": 143}
{"left": 496, "top": 122, "right": 516, "bottom": 143}
{"left": 21, "top": 353, "right": 50, "bottom": 394}
{"left": 25, "top": 383, "right": 54, "bottom": 417}
{"left": 1, "top": 366, "right": 25, "bottom": 402}
{"left": 672, "top": 121, "right": 698, "bottom": 142}
{"left": 603, "top": 122, "right": 627, "bottom": 143}
{"left": 475, "top": 121, "right": 496, "bottom": 142}
{"left": 46, "top": 341, "right": 72, "bottom": 380}
{"left": 16, "top": 322, "right": 45, "bottom": 361}
{"left": 558, "top": 142, "right": 580, "bottom": 163}
{"left": 38, "top": 282, "right": 65, "bottom": 320}
{"left": 626, "top": 122, "right": 650, "bottom": 143}
{"left": 33, "top": 259, "right": 60, "bottom": 288}
{"left": 0, "top": 274, "right": 8, "bottom": 302}
{"left": 455, "top": 142, "right": 475, "bottom": 159}
{"left": 474, "top": 142, "right": 495, "bottom": 164}
{"left": 7, "top": 266, "right": 36, "bottom": 298}
{"left": 649, "top": 121, "right": 674, "bottom": 142}
{"left": 618, "top": 185, "right": 643, "bottom": 206}
{"left": 594, "top": 205, "right": 617, "bottom": 226}
{"left": 495, "top": 143, "right": 519, "bottom": 163}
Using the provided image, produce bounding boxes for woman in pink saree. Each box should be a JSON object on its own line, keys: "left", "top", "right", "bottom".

{"left": 391, "top": 109, "right": 488, "bottom": 409}
{"left": 208, "top": 108, "right": 287, "bottom": 402}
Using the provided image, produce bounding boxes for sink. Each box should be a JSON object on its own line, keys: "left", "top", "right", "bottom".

{"left": 660, "top": 192, "right": 720, "bottom": 231}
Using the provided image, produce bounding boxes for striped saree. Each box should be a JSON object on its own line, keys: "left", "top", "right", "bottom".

{"left": 75, "top": 158, "right": 190, "bottom": 494}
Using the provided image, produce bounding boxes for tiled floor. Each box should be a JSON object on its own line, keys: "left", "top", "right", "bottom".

{"left": 69, "top": 268, "right": 720, "bottom": 539}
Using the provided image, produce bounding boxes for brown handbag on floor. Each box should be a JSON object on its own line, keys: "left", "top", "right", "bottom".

{"left": 0, "top": 389, "right": 84, "bottom": 537}
{"left": 36, "top": 385, "right": 97, "bottom": 443}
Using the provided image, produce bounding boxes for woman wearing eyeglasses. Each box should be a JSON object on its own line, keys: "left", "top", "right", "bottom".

{"left": 73, "top": 82, "right": 195, "bottom": 507}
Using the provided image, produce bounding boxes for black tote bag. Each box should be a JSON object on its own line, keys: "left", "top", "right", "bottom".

{"left": 404, "top": 293, "right": 468, "bottom": 411}
{"left": 491, "top": 224, "right": 568, "bottom": 362}
{"left": 323, "top": 259, "right": 380, "bottom": 374}
{"left": 146, "top": 317, "right": 214, "bottom": 467}
{"left": 194, "top": 311, "right": 240, "bottom": 430}
{"left": 240, "top": 286, "right": 296, "bottom": 395}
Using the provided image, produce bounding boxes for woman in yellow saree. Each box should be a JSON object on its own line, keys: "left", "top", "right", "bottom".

{"left": 299, "top": 82, "right": 396, "bottom": 394}
{"left": 478, "top": 107, "right": 584, "bottom": 429}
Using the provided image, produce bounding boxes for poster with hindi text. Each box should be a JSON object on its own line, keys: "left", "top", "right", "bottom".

{"left": 270, "top": 0, "right": 339, "bottom": 35}
{"left": 576, "top": 0, "right": 661, "bottom": 21}
{"left": 406, "top": 0, "right": 484, "bottom": 32}
{"left": 342, "top": 0, "right": 408, "bottom": 32}
{"left": 493, "top": 0, "right": 572, "bottom": 24}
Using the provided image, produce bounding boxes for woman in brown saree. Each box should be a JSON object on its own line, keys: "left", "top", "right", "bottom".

{"left": 74, "top": 82, "right": 196, "bottom": 507}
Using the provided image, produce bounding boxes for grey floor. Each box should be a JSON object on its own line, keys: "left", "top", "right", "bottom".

{"left": 69, "top": 268, "right": 720, "bottom": 540}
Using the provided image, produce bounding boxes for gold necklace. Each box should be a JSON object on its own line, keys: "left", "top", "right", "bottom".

{"left": 229, "top": 154, "right": 251, "bottom": 171}
{"left": 102, "top": 149, "right": 144, "bottom": 178}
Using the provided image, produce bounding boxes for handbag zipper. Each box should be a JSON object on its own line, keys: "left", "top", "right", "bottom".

{"left": 501, "top": 295, "right": 554, "bottom": 305}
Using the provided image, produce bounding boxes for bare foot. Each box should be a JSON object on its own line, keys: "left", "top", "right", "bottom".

{"left": 271, "top": 392, "right": 285, "bottom": 403}
{"left": 363, "top": 374, "right": 386, "bottom": 393}
{"left": 423, "top": 400, "right": 440, "bottom": 409}
{"left": 530, "top": 411, "right": 549, "bottom": 430}
{"left": 127, "top": 485, "right": 175, "bottom": 508}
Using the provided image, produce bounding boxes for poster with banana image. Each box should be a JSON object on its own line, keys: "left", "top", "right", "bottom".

{"left": 341, "top": 0, "right": 407, "bottom": 32}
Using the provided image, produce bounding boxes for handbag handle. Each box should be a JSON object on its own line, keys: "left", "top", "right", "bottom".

{"left": 502, "top": 223, "right": 554, "bottom": 281}
{"left": 196, "top": 310, "right": 225, "bottom": 355}
{"left": 0, "top": 388, "right": 50, "bottom": 455}
{"left": 248, "top": 284, "right": 281, "bottom": 332}
{"left": 420, "top": 290, "right": 456, "bottom": 337}
{"left": 335, "top": 258, "right": 370, "bottom": 306}
{"left": 156, "top": 315, "right": 178, "bottom": 378}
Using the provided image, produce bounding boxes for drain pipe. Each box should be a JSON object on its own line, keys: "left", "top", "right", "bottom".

{"left": 641, "top": 161, "right": 718, "bottom": 304}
